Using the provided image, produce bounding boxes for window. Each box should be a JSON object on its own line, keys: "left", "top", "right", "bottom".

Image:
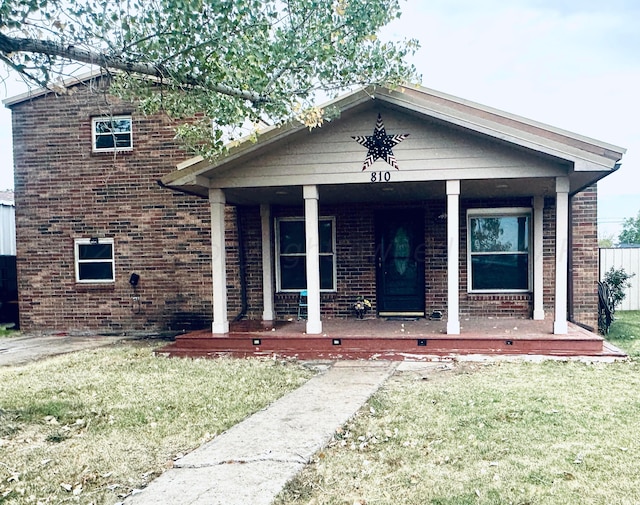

{"left": 467, "top": 209, "right": 531, "bottom": 292}
{"left": 276, "top": 217, "right": 336, "bottom": 291}
{"left": 92, "top": 116, "right": 133, "bottom": 152}
{"left": 74, "top": 238, "right": 115, "bottom": 283}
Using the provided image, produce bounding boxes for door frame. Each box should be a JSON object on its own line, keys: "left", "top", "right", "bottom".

{"left": 374, "top": 208, "right": 426, "bottom": 317}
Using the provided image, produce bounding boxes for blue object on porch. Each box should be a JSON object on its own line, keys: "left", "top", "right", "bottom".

{"left": 297, "top": 290, "right": 308, "bottom": 320}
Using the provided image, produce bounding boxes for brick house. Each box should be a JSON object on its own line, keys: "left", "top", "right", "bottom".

{"left": 5, "top": 77, "right": 625, "bottom": 338}
{"left": 5, "top": 75, "right": 217, "bottom": 332}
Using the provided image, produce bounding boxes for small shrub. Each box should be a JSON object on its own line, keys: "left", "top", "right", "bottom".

{"left": 603, "top": 267, "right": 635, "bottom": 309}
{"left": 0, "top": 323, "right": 17, "bottom": 337}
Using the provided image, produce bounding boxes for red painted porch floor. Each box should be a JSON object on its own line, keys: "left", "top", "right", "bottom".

{"left": 157, "top": 317, "right": 627, "bottom": 361}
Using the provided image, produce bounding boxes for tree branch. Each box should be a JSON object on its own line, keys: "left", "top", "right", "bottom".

{"left": 0, "top": 52, "right": 51, "bottom": 89}
{"left": 0, "top": 32, "right": 267, "bottom": 103}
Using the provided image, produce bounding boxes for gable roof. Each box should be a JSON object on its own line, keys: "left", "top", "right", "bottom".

{"left": 163, "top": 84, "right": 626, "bottom": 195}
{"left": 2, "top": 70, "right": 105, "bottom": 108}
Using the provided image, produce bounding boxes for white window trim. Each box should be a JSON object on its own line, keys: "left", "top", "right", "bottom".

{"left": 91, "top": 115, "right": 133, "bottom": 153}
{"left": 74, "top": 238, "right": 115, "bottom": 283}
{"left": 467, "top": 207, "right": 532, "bottom": 293}
{"left": 275, "top": 216, "right": 337, "bottom": 293}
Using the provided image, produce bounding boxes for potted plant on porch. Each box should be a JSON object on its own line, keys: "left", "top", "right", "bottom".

{"left": 353, "top": 296, "right": 372, "bottom": 319}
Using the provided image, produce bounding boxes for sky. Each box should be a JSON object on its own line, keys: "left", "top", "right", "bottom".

{"left": 0, "top": 0, "right": 638, "bottom": 239}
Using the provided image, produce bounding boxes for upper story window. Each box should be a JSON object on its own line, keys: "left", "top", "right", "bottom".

{"left": 275, "top": 217, "right": 336, "bottom": 292}
{"left": 467, "top": 208, "right": 531, "bottom": 292}
{"left": 74, "top": 238, "right": 115, "bottom": 283}
{"left": 92, "top": 116, "right": 133, "bottom": 152}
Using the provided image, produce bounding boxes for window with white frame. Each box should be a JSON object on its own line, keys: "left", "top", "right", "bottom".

{"left": 467, "top": 208, "right": 531, "bottom": 292}
{"left": 276, "top": 217, "right": 336, "bottom": 292}
{"left": 92, "top": 116, "right": 133, "bottom": 152}
{"left": 74, "top": 238, "right": 115, "bottom": 283}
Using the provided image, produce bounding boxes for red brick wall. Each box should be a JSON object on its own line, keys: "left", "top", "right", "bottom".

{"left": 543, "top": 196, "right": 556, "bottom": 313}
{"left": 234, "top": 205, "right": 262, "bottom": 320}
{"left": 247, "top": 192, "right": 597, "bottom": 325}
{"left": 269, "top": 204, "right": 380, "bottom": 319}
{"left": 266, "top": 202, "right": 451, "bottom": 319}
{"left": 537, "top": 188, "right": 598, "bottom": 331}
{"left": 11, "top": 77, "right": 216, "bottom": 332}
{"left": 246, "top": 198, "right": 577, "bottom": 321}
{"left": 570, "top": 185, "right": 599, "bottom": 330}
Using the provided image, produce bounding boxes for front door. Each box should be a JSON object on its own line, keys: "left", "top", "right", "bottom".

{"left": 375, "top": 209, "right": 425, "bottom": 317}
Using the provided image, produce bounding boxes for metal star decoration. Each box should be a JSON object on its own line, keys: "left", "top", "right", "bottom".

{"left": 352, "top": 113, "right": 409, "bottom": 171}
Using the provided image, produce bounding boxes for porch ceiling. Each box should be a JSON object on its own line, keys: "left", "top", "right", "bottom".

{"left": 222, "top": 177, "right": 557, "bottom": 206}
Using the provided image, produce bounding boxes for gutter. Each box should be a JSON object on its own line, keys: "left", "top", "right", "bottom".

{"left": 569, "top": 162, "right": 622, "bottom": 198}
{"left": 233, "top": 207, "right": 248, "bottom": 322}
{"left": 156, "top": 179, "right": 208, "bottom": 199}
{"left": 568, "top": 193, "right": 575, "bottom": 326}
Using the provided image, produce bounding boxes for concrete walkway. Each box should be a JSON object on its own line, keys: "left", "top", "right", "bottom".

{"left": 124, "top": 360, "right": 398, "bottom": 505}
{"left": 0, "top": 333, "right": 125, "bottom": 366}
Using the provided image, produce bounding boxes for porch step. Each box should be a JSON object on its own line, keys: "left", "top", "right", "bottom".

{"left": 157, "top": 328, "right": 623, "bottom": 361}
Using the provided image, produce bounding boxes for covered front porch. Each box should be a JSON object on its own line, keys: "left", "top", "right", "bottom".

{"left": 158, "top": 317, "right": 625, "bottom": 360}
{"left": 161, "top": 85, "right": 626, "bottom": 346}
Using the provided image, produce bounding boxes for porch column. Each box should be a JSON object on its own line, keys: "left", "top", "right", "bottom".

{"left": 533, "top": 196, "right": 545, "bottom": 320}
{"left": 260, "top": 204, "right": 275, "bottom": 321}
{"left": 209, "top": 188, "right": 229, "bottom": 334}
{"left": 554, "top": 177, "right": 570, "bottom": 334}
{"left": 303, "top": 185, "right": 322, "bottom": 334}
{"left": 446, "top": 180, "right": 461, "bottom": 335}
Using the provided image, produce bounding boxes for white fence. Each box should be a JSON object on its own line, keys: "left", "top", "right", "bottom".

{"left": 599, "top": 247, "right": 640, "bottom": 311}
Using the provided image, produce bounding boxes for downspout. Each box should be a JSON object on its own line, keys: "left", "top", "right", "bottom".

{"left": 233, "top": 206, "right": 248, "bottom": 322}
{"left": 568, "top": 167, "right": 620, "bottom": 332}
{"left": 156, "top": 180, "right": 208, "bottom": 200}
{"left": 567, "top": 192, "right": 574, "bottom": 325}
{"left": 568, "top": 185, "right": 600, "bottom": 333}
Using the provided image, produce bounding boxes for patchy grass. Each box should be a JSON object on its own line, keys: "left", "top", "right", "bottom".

{"left": 607, "top": 310, "right": 640, "bottom": 357}
{"left": 275, "top": 360, "right": 640, "bottom": 505}
{"left": 0, "top": 324, "right": 18, "bottom": 338}
{"left": 0, "top": 344, "right": 312, "bottom": 504}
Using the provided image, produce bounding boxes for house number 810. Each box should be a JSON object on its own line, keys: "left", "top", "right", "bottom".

{"left": 370, "top": 171, "right": 391, "bottom": 183}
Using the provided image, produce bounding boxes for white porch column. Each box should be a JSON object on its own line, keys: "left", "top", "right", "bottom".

{"left": 446, "top": 180, "right": 461, "bottom": 335}
{"left": 260, "top": 204, "right": 275, "bottom": 322}
{"left": 554, "top": 177, "right": 570, "bottom": 334}
{"left": 209, "top": 188, "right": 229, "bottom": 334}
{"left": 303, "top": 185, "right": 322, "bottom": 334}
{"left": 533, "top": 195, "right": 545, "bottom": 320}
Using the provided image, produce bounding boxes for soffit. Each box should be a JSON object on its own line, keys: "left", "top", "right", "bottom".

{"left": 220, "top": 177, "right": 557, "bottom": 206}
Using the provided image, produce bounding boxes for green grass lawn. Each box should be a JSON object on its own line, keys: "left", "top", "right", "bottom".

{"left": 4, "top": 315, "right": 640, "bottom": 505}
{"left": 276, "top": 359, "right": 640, "bottom": 504}
{"left": 0, "top": 324, "right": 18, "bottom": 337}
{"left": 0, "top": 344, "right": 312, "bottom": 504}
{"left": 606, "top": 310, "right": 640, "bottom": 357}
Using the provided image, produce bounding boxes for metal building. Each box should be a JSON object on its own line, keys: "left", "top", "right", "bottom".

{"left": 0, "top": 190, "right": 18, "bottom": 327}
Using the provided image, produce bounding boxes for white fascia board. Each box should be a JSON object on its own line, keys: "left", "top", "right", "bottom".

{"left": 385, "top": 85, "right": 626, "bottom": 154}
{"left": 377, "top": 87, "right": 625, "bottom": 171}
